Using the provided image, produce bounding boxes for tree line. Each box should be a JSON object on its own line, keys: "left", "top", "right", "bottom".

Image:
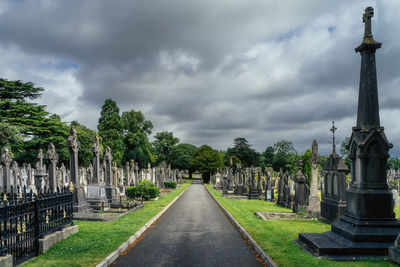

{"left": 4, "top": 78, "right": 399, "bottom": 180}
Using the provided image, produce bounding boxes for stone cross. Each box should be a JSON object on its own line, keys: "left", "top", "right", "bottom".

{"left": 104, "top": 146, "right": 112, "bottom": 186}
{"left": 11, "top": 161, "right": 19, "bottom": 188}
{"left": 46, "top": 142, "right": 59, "bottom": 190}
{"left": 67, "top": 127, "right": 80, "bottom": 185}
{"left": 37, "top": 149, "right": 44, "bottom": 171}
{"left": 34, "top": 149, "right": 48, "bottom": 190}
{"left": 363, "top": 6, "right": 374, "bottom": 38}
{"left": 330, "top": 121, "right": 337, "bottom": 154}
{"left": 91, "top": 136, "right": 101, "bottom": 184}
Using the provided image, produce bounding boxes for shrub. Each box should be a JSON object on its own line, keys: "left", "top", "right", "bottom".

{"left": 164, "top": 181, "right": 177, "bottom": 189}
{"left": 125, "top": 180, "right": 160, "bottom": 200}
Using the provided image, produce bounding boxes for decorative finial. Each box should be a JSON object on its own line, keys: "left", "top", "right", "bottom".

{"left": 330, "top": 121, "right": 337, "bottom": 155}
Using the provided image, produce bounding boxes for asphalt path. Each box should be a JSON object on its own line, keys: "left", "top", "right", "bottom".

{"left": 112, "top": 183, "right": 263, "bottom": 267}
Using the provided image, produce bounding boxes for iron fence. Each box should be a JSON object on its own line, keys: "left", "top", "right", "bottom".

{"left": 0, "top": 185, "right": 73, "bottom": 265}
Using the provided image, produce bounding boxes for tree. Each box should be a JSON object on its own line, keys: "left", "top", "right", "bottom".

{"left": 273, "top": 139, "right": 296, "bottom": 156}
{"left": 0, "top": 122, "right": 23, "bottom": 157}
{"left": 225, "top": 137, "right": 260, "bottom": 167}
{"left": 152, "top": 131, "right": 179, "bottom": 164}
{"left": 302, "top": 149, "right": 312, "bottom": 184}
{"left": 0, "top": 78, "right": 45, "bottom": 136}
{"left": 0, "top": 78, "right": 70, "bottom": 164}
{"left": 22, "top": 114, "right": 70, "bottom": 165}
{"left": 121, "top": 110, "right": 154, "bottom": 168}
{"left": 340, "top": 137, "right": 351, "bottom": 170}
{"left": 169, "top": 143, "right": 198, "bottom": 177}
{"left": 98, "top": 98, "right": 124, "bottom": 166}
{"left": 71, "top": 121, "right": 101, "bottom": 167}
{"left": 271, "top": 139, "right": 298, "bottom": 173}
{"left": 190, "top": 145, "right": 224, "bottom": 182}
{"left": 263, "top": 146, "right": 275, "bottom": 166}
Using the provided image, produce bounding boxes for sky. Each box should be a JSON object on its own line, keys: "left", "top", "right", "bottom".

{"left": 1, "top": 0, "right": 400, "bottom": 156}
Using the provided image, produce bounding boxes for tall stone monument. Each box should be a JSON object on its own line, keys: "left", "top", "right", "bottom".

{"left": 45, "top": 142, "right": 59, "bottom": 191}
{"left": 307, "top": 140, "right": 320, "bottom": 218}
{"left": 67, "top": 127, "right": 90, "bottom": 213}
{"left": 298, "top": 7, "right": 400, "bottom": 257}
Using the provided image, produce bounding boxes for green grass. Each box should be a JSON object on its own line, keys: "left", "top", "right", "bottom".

{"left": 24, "top": 182, "right": 191, "bottom": 267}
{"left": 205, "top": 184, "right": 395, "bottom": 267}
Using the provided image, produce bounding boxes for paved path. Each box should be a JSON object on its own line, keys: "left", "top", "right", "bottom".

{"left": 112, "top": 183, "right": 263, "bottom": 267}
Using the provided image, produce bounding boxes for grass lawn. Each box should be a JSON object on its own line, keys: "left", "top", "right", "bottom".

{"left": 24, "top": 181, "right": 191, "bottom": 267}
{"left": 205, "top": 184, "right": 395, "bottom": 267}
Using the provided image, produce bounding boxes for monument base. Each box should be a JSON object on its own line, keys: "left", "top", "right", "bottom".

{"left": 248, "top": 188, "right": 259, "bottom": 200}
{"left": 298, "top": 215, "right": 400, "bottom": 257}
{"left": 320, "top": 198, "right": 346, "bottom": 224}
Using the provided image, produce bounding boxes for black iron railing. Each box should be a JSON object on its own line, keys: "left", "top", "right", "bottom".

{"left": 0, "top": 185, "right": 73, "bottom": 265}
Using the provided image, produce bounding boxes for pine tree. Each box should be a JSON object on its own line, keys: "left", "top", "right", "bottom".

{"left": 98, "top": 98, "right": 124, "bottom": 166}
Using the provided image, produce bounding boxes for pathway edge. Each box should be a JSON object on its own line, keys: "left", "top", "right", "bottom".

{"left": 205, "top": 185, "right": 278, "bottom": 267}
{"left": 96, "top": 184, "right": 191, "bottom": 267}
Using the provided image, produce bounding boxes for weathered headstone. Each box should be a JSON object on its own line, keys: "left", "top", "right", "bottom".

{"left": 293, "top": 160, "right": 307, "bottom": 213}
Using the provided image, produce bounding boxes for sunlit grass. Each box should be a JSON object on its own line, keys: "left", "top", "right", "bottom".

{"left": 205, "top": 184, "right": 395, "bottom": 267}
{"left": 24, "top": 182, "right": 191, "bottom": 267}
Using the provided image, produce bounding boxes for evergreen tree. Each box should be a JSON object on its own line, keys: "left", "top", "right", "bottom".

{"left": 225, "top": 137, "right": 260, "bottom": 167}
{"left": 0, "top": 78, "right": 70, "bottom": 164}
{"left": 169, "top": 143, "right": 198, "bottom": 177}
{"left": 152, "top": 131, "right": 179, "bottom": 164}
{"left": 98, "top": 98, "right": 124, "bottom": 166}
{"left": 121, "top": 109, "right": 154, "bottom": 168}
{"left": 191, "top": 145, "right": 224, "bottom": 182}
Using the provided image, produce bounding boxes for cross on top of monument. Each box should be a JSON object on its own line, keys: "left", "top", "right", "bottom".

{"left": 363, "top": 7, "right": 374, "bottom": 37}
{"left": 330, "top": 121, "right": 337, "bottom": 154}
{"left": 356, "top": 6, "right": 381, "bottom": 52}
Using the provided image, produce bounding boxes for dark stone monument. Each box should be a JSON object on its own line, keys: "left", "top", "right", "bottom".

{"left": 320, "top": 122, "right": 348, "bottom": 224}
{"left": 293, "top": 160, "right": 307, "bottom": 213}
{"left": 67, "top": 127, "right": 90, "bottom": 213}
{"left": 298, "top": 7, "right": 400, "bottom": 258}
{"left": 277, "top": 169, "right": 285, "bottom": 205}
{"left": 236, "top": 163, "right": 243, "bottom": 195}
{"left": 248, "top": 167, "right": 259, "bottom": 200}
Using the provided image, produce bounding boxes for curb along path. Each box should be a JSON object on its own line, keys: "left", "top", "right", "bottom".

{"left": 96, "top": 184, "right": 191, "bottom": 267}
{"left": 205, "top": 185, "right": 277, "bottom": 267}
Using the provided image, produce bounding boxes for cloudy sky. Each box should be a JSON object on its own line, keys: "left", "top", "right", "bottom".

{"left": 0, "top": 0, "right": 399, "bottom": 156}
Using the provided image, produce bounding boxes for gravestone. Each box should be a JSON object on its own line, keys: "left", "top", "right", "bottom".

{"left": 308, "top": 140, "right": 321, "bottom": 218}
{"left": 320, "top": 122, "right": 348, "bottom": 223}
{"left": 104, "top": 147, "right": 118, "bottom": 204}
{"left": 1, "top": 147, "right": 12, "bottom": 191}
{"left": 248, "top": 167, "right": 259, "bottom": 200}
{"left": 45, "top": 142, "right": 59, "bottom": 191}
{"left": 87, "top": 136, "right": 108, "bottom": 209}
{"left": 293, "top": 160, "right": 307, "bottom": 213}
{"left": 67, "top": 127, "right": 90, "bottom": 213}
{"left": 34, "top": 149, "right": 47, "bottom": 191}
{"left": 298, "top": 7, "right": 400, "bottom": 257}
